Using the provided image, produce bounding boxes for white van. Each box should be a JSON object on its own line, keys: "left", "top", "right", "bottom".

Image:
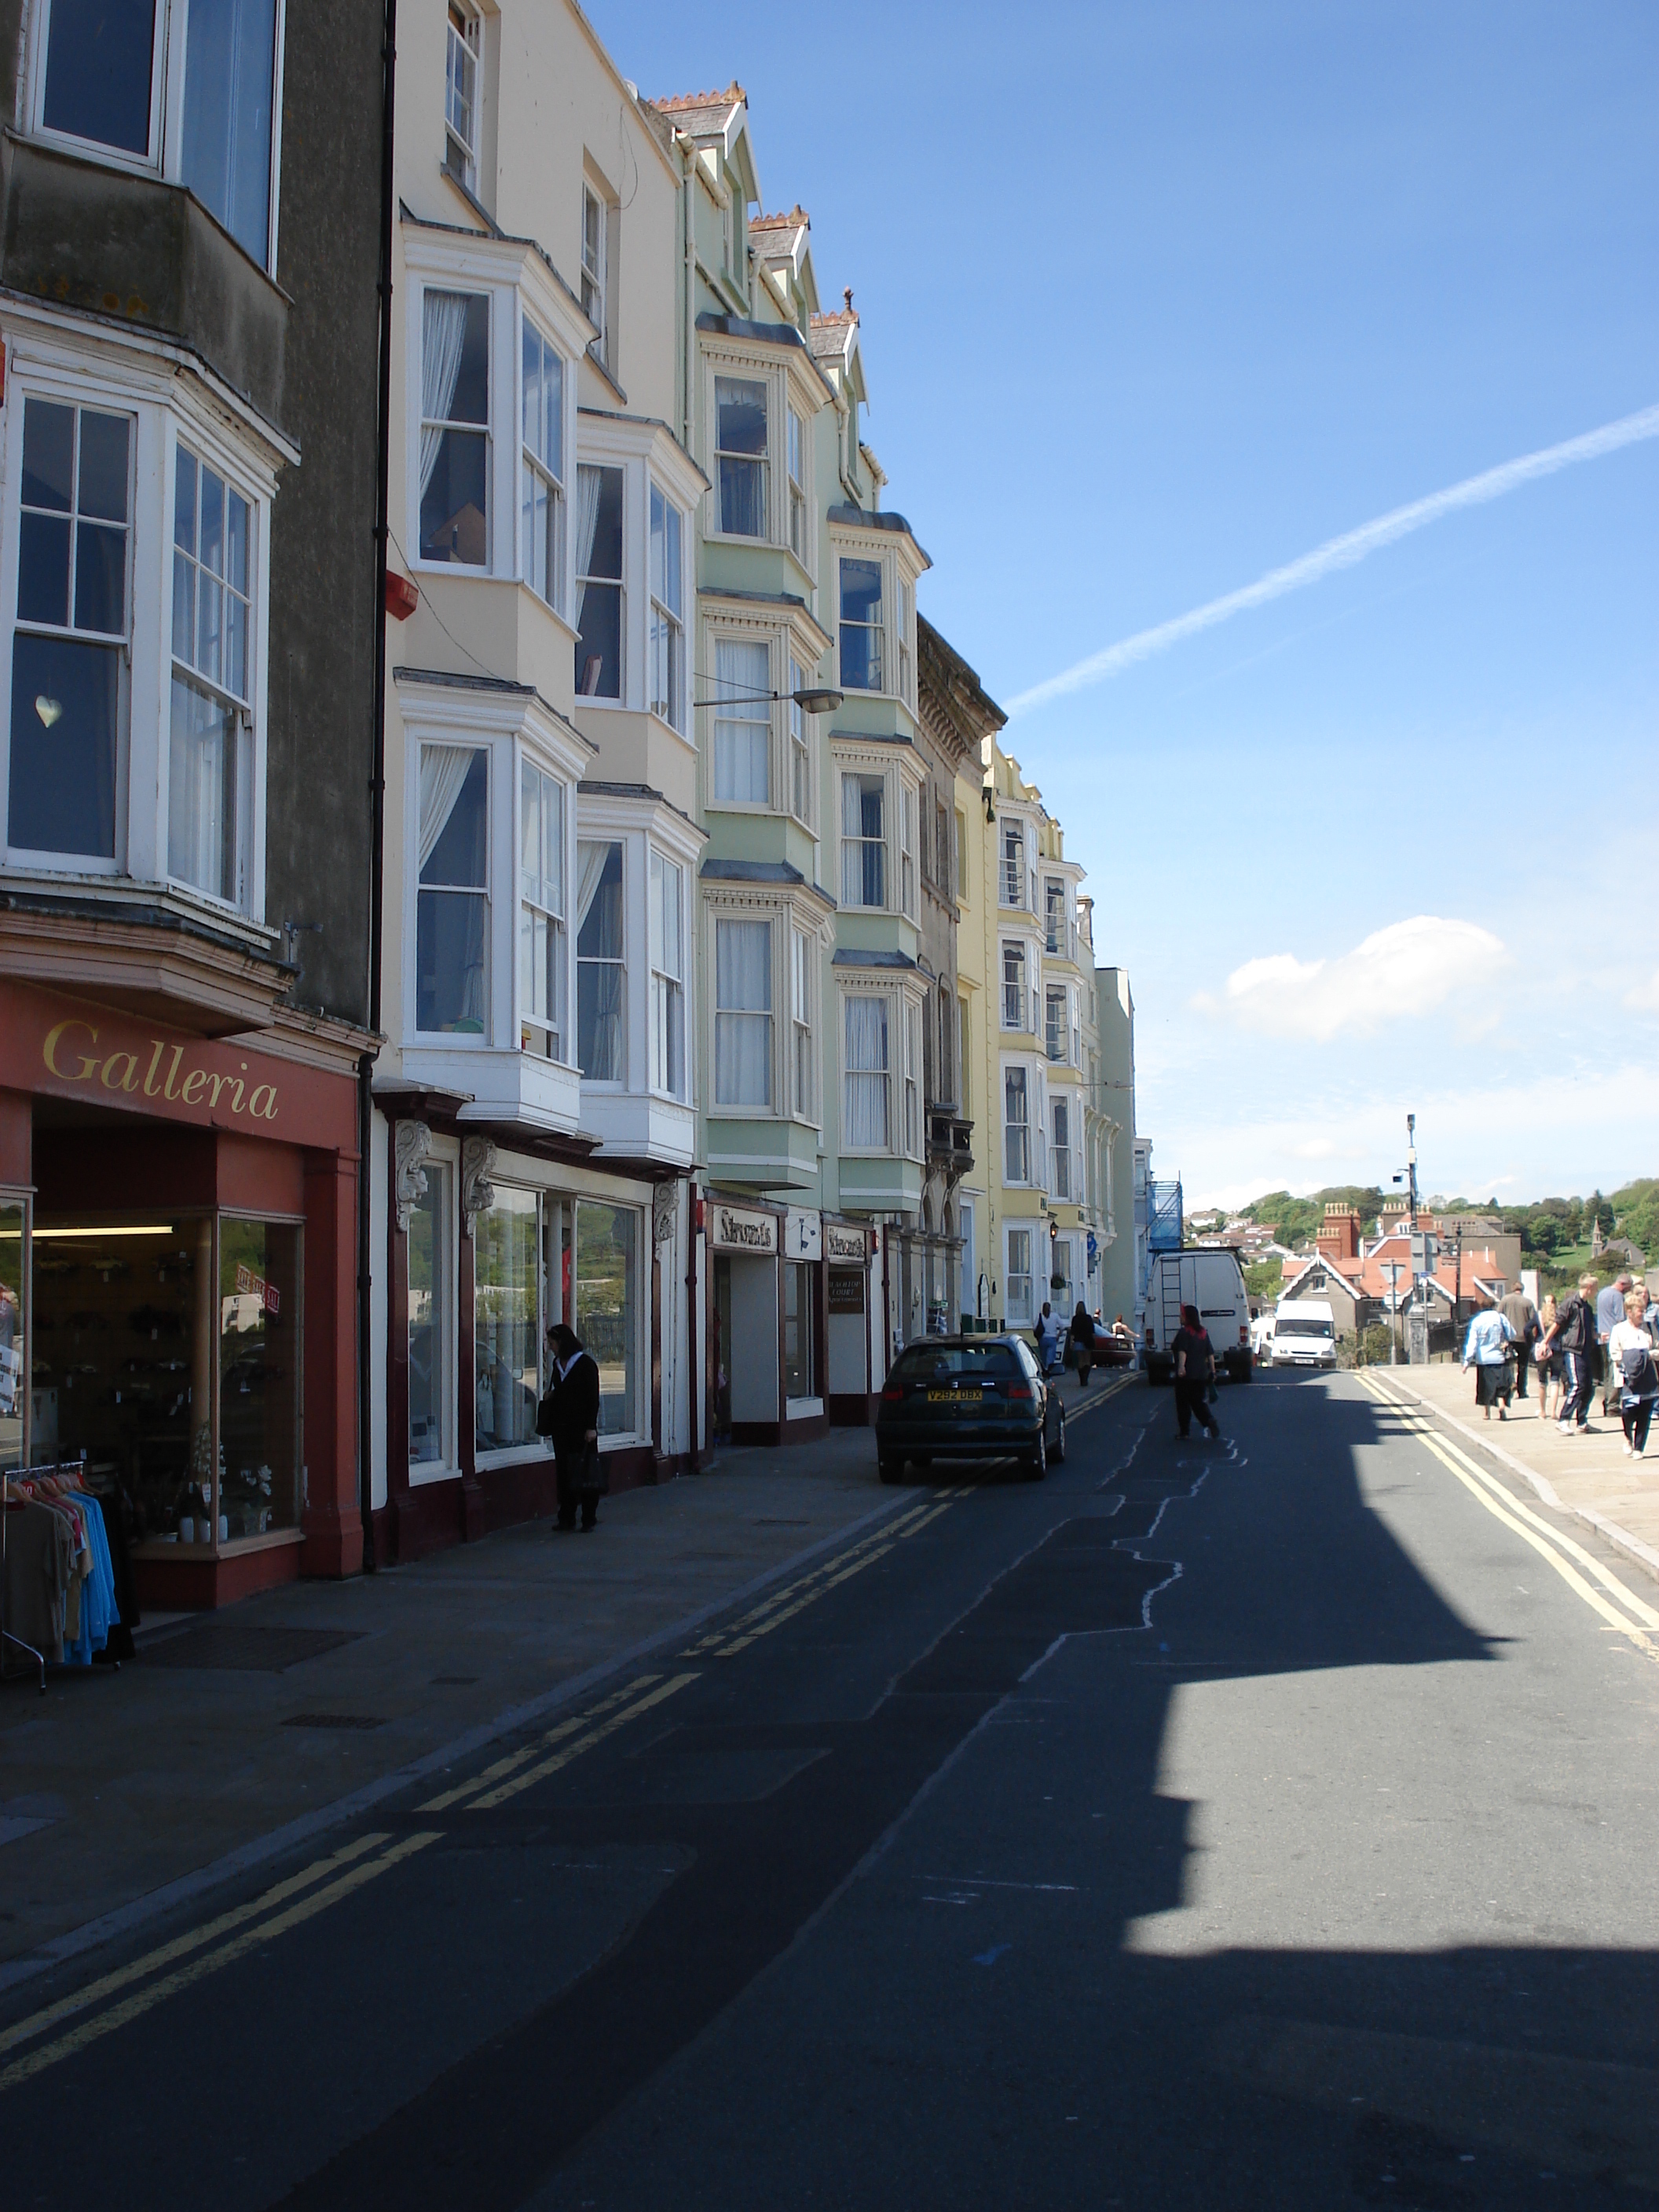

{"left": 1266, "top": 1298, "right": 1337, "bottom": 1369}
{"left": 1143, "top": 1249, "right": 1253, "bottom": 1386}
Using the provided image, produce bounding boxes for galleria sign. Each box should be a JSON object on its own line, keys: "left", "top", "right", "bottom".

{"left": 42, "top": 1020, "right": 281, "bottom": 1122}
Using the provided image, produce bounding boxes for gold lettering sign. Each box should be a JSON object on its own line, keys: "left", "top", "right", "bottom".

{"left": 42, "top": 1020, "right": 280, "bottom": 1123}
{"left": 712, "top": 1205, "right": 776, "bottom": 1254}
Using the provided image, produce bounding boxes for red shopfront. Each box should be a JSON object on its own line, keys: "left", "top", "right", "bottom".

{"left": 0, "top": 978, "right": 363, "bottom": 1610}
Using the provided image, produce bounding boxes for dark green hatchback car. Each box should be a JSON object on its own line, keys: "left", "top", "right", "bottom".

{"left": 876, "top": 1334, "right": 1065, "bottom": 1484}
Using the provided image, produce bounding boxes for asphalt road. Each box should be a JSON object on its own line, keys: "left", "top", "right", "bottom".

{"left": 5, "top": 1368, "right": 1659, "bottom": 2210}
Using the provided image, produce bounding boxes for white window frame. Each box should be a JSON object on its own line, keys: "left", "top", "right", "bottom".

{"left": 713, "top": 370, "right": 770, "bottom": 540}
{"left": 1004, "top": 1064, "right": 1031, "bottom": 1184}
{"left": 835, "top": 754, "right": 922, "bottom": 917}
{"left": 903, "top": 998, "right": 921, "bottom": 1160}
{"left": 789, "top": 657, "right": 813, "bottom": 830}
{"left": 790, "top": 923, "right": 815, "bottom": 1124}
{"left": 1005, "top": 1224, "right": 1034, "bottom": 1324}
{"left": 1045, "top": 874, "right": 1068, "bottom": 958}
{"left": 520, "top": 313, "right": 567, "bottom": 617}
{"left": 581, "top": 181, "right": 608, "bottom": 363}
{"left": 647, "top": 481, "right": 686, "bottom": 734}
{"left": 576, "top": 834, "right": 626, "bottom": 1084}
{"left": 445, "top": 2, "right": 481, "bottom": 195}
{"left": 413, "top": 739, "right": 492, "bottom": 1042}
{"left": 518, "top": 755, "right": 566, "bottom": 1063}
{"left": 787, "top": 404, "right": 808, "bottom": 563}
{"left": 0, "top": 349, "right": 276, "bottom": 916}
{"left": 168, "top": 438, "right": 257, "bottom": 913}
{"left": 701, "top": 348, "right": 819, "bottom": 566}
{"left": 900, "top": 782, "right": 917, "bottom": 920}
{"left": 1052, "top": 1095, "right": 1072, "bottom": 1202}
{"left": 24, "top": 0, "right": 289, "bottom": 275}
{"left": 710, "top": 632, "right": 772, "bottom": 808}
{"left": 712, "top": 910, "right": 775, "bottom": 1113}
{"left": 407, "top": 1137, "right": 460, "bottom": 1481}
{"left": 649, "top": 846, "right": 686, "bottom": 1101}
{"left": 840, "top": 986, "right": 892, "bottom": 1155}
{"left": 1001, "top": 940, "right": 1027, "bottom": 1031}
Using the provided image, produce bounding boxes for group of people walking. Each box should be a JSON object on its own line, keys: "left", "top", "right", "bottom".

{"left": 1463, "top": 1269, "right": 1659, "bottom": 1456}
{"left": 1033, "top": 1301, "right": 1137, "bottom": 1390}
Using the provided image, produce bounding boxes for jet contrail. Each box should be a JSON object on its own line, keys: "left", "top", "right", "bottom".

{"left": 1006, "top": 401, "right": 1659, "bottom": 716}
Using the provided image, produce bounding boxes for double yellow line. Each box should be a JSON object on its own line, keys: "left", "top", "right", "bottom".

{"left": 419, "top": 1670, "right": 700, "bottom": 1813}
{"left": 0, "top": 1829, "right": 438, "bottom": 2094}
{"left": 681, "top": 1489, "right": 970, "bottom": 1661}
{"left": 1355, "top": 1372, "right": 1659, "bottom": 1657}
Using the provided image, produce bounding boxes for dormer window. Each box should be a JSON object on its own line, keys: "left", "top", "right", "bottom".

{"left": 716, "top": 376, "right": 767, "bottom": 538}
{"left": 445, "top": 4, "right": 480, "bottom": 194}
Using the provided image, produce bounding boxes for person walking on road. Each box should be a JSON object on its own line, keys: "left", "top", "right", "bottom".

{"left": 1463, "top": 1302, "right": 1517, "bottom": 1420}
{"left": 1068, "top": 1301, "right": 1097, "bottom": 1389}
{"left": 1173, "top": 1303, "right": 1221, "bottom": 1441}
{"left": 1499, "top": 1284, "right": 1540, "bottom": 1399}
{"left": 538, "top": 1322, "right": 604, "bottom": 1531}
{"left": 1598, "top": 1274, "right": 1634, "bottom": 1418}
{"left": 1608, "top": 1287, "right": 1658, "bottom": 1458}
{"left": 1539, "top": 1274, "right": 1599, "bottom": 1435}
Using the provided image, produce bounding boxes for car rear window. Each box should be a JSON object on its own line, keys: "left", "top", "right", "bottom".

{"left": 891, "top": 1344, "right": 1020, "bottom": 1382}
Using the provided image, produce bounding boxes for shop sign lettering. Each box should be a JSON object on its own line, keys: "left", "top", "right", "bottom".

{"left": 824, "top": 1223, "right": 867, "bottom": 1262}
{"left": 42, "top": 1020, "right": 280, "bottom": 1124}
{"left": 236, "top": 1263, "right": 280, "bottom": 1317}
{"left": 827, "top": 1268, "right": 866, "bottom": 1314}
{"left": 712, "top": 1204, "right": 776, "bottom": 1254}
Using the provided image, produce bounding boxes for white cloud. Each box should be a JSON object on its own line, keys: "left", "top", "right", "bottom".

{"left": 1160, "top": 1061, "right": 1659, "bottom": 1213}
{"left": 1626, "top": 969, "right": 1659, "bottom": 1013}
{"left": 1203, "top": 916, "right": 1508, "bottom": 1041}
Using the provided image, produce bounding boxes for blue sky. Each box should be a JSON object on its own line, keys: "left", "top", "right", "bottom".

{"left": 593, "top": 0, "right": 1659, "bottom": 1211}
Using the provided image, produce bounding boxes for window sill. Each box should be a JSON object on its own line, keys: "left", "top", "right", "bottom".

{"left": 133, "top": 1526, "right": 305, "bottom": 1561}
{"left": 646, "top": 708, "right": 696, "bottom": 751}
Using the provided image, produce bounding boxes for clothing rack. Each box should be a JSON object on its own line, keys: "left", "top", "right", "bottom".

{"left": 2, "top": 1454, "right": 90, "bottom": 1695}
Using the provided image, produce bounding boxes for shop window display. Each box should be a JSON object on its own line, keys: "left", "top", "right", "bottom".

{"left": 218, "top": 1218, "right": 302, "bottom": 1539}
{"left": 475, "top": 1186, "right": 540, "bottom": 1453}
{"left": 408, "top": 1163, "right": 451, "bottom": 1467}
{"left": 784, "top": 1258, "right": 815, "bottom": 1402}
{"left": 574, "top": 1201, "right": 636, "bottom": 1438}
{"left": 0, "top": 1196, "right": 25, "bottom": 1470}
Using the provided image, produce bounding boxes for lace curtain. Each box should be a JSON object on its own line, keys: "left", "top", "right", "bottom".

{"left": 844, "top": 994, "right": 889, "bottom": 1149}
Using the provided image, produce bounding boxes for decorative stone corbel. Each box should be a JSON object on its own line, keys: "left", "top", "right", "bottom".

{"left": 652, "top": 1180, "right": 678, "bottom": 1247}
{"left": 394, "top": 1121, "right": 431, "bottom": 1234}
{"left": 461, "top": 1137, "right": 497, "bottom": 1236}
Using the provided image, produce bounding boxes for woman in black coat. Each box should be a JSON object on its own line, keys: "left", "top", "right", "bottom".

{"left": 541, "top": 1322, "right": 603, "bottom": 1530}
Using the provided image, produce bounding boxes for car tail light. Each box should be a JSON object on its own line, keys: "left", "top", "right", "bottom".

{"left": 881, "top": 1385, "right": 905, "bottom": 1403}
{"left": 1005, "top": 1380, "right": 1034, "bottom": 1401}
{"left": 1240, "top": 1325, "right": 1250, "bottom": 1345}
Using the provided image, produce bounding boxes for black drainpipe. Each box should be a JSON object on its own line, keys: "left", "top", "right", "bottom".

{"left": 357, "top": 0, "right": 397, "bottom": 1573}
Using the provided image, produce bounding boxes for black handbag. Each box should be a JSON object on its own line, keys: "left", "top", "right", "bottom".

{"left": 575, "top": 1441, "right": 607, "bottom": 1496}
{"left": 535, "top": 1387, "right": 557, "bottom": 1438}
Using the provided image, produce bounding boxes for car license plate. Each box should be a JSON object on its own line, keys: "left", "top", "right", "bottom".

{"left": 928, "top": 1388, "right": 982, "bottom": 1403}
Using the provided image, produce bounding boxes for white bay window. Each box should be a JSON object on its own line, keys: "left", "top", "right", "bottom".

{"left": 574, "top": 463, "right": 623, "bottom": 698}
{"left": 716, "top": 375, "right": 767, "bottom": 538}
{"left": 518, "top": 760, "right": 564, "bottom": 1060}
{"left": 715, "top": 917, "right": 771, "bottom": 1108}
{"left": 840, "top": 985, "right": 925, "bottom": 1159}
{"left": 169, "top": 445, "right": 253, "bottom": 908}
{"left": 419, "top": 290, "right": 491, "bottom": 566}
{"left": 648, "top": 485, "right": 685, "bottom": 732}
{"left": 650, "top": 849, "right": 684, "bottom": 1098}
{"left": 520, "top": 320, "right": 565, "bottom": 612}
{"left": 31, "top": 0, "right": 281, "bottom": 270}
{"left": 576, "top": 838, "right": 624, "bottom": 1079}
{"left": 714, "top": 639, "right": 770, "bottom": 804}
{"left": 416, "top": 745, "right": 490, "bottom": 1035}
{"left": 791, "top": 925, "right": 814, "bottom": 1121}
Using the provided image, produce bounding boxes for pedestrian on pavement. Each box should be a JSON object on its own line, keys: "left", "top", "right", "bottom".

{"left": 1173, "top": 1303, "right": 1221, "bottom": 1441}
{"left": 1535, "top": 1294, "right": 1563, "bottom": 1422}
{"left": 1034, "top": 1301, "right": 1062, "bottom": 1375}
{"left": 1598, "top": 1274, "right": 1633, "bottom": 1417}
{"left": 1538, "top": 1274, "right": 1599, "bottom": 1434}
{"left": 538, "top": 1322, "right": 604, "bottom": 1531}
{"left": 1462, "top": 1302, "right": 1517, "bottom": 1420}
{"left": 1499, "top": 1284, "right": 1540, "bottom": 1399}
{"left": 1608, "top": 1287, "right": 1658, "bottom": 1459}
{"left": 1068, "top": 1300, "right": 1097, "bottom": 1389}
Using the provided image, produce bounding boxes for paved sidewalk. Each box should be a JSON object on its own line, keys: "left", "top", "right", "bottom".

{"left": 0, "top": 1428, "right": 902, "bottom": 1983}
{"left": 1372, "top": 1359, "right": 1659, "bottom": 1582}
